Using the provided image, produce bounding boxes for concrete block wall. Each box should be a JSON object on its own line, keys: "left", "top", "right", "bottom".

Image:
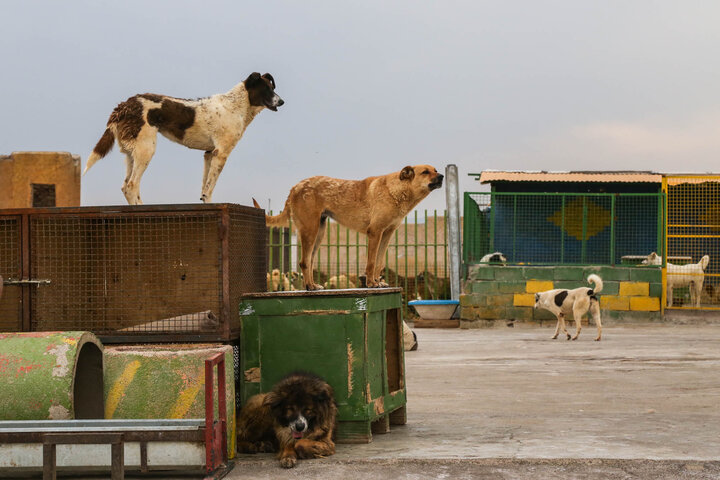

{"left": 461, "top": 265, "right": 662, "bottom": 328}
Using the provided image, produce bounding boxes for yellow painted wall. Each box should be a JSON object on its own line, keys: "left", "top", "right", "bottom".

{"left": 0, "top": 152, "right": 81, "bottom": 208}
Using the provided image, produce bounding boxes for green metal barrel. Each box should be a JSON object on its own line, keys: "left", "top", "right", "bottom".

{"left": 0, "top": 331, "right": 104, "bottom": 420}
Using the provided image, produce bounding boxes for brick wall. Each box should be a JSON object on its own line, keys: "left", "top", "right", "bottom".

{"left": 461, "top": 265, "right": 662, "bottom": 328}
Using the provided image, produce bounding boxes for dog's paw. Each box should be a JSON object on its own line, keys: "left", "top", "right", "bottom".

{"left": 295, "top": 440, "right": 332, "bottom": 459}
{"left": 279, "top": 456, "right": 297, "bottom": 468}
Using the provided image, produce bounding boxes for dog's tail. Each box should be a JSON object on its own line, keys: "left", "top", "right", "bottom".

{"left": 587, "top": 274, "right": 603, "bottom": 294}
{"left": 700, "top": 255, "right": 710, "bottom": 271}
{"left": 83, "top": 128, "right": 116, "bottom": 175}
{"left": 252, "top": 198, "right": 291, "bottom": 228}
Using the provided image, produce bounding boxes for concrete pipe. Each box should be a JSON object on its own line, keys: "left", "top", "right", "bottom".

{"left": 0, "top": 331, "right": 104, "bottom": 420}
{"left": 103, "top": 343, "right": 236, "bottom": 457}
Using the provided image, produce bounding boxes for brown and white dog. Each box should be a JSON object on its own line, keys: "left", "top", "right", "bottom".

{"left": 84, "top": 72, "right": 283, "bottom": 205}
{"left": 254, "top": 165, "right": 444, "bottom": 290}
{"left": 534, "top": 274, "right": 603, "bottom": 341}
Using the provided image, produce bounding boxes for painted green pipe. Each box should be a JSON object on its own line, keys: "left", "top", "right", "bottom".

{"left": 103, "top": 343, "right": 235, "bottom": 457}
{"left": 0, "top": 331, "right": 104, "bottom": 420}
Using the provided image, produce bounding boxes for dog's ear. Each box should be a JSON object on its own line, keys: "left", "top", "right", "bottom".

{"left": 262, "top": 391, "right": 282, "bottom": 409}
{"left": 245, "top": 72, "right": 262, "bottom": 86}
{"left": 314, "top": 383, "right": 335, "bottom": 405}
{"left": 400, "top": 166, "right": 415, "bottom": 181}
{"left": 262, "top": 73, "right": 276, "bottom": 89}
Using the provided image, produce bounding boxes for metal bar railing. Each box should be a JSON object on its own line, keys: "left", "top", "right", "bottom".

{"left": 263, "top": 210, "right": 451, "bottom": 303}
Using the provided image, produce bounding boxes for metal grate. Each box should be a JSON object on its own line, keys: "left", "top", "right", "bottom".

{"left": 664, "top": 177, "right": 720, "bottom": 309}
{"left": 0, "top": 204, "right": 266, "bottom": 342}
{"left": 0, "top": 217, "right": 22, "bottom": 331}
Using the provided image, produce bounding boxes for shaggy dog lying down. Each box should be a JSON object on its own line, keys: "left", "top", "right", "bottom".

{"left": 237, "top": 372, "right": 337, "bottom": 468}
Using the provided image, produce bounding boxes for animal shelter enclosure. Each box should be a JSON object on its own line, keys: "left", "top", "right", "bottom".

{"left": 664, "top": 175, "right": 720, "bottom": 309}
{"left": 0, "top": 204, "right": 266, "bottom": 342}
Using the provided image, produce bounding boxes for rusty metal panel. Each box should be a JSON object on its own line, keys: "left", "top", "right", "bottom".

{"left": 0, "top": 215, "right": 22, "bottom": 331}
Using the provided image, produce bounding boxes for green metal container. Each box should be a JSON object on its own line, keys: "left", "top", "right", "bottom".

{"left": 239, "top": 288, "right": 407, "bottom": 443}
{"left": 0, "top": 331, "right": 104, "bottom": 420}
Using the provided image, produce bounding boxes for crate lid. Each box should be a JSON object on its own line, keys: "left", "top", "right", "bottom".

{"left": 241, "top": 287, "right": 403, "bottom": 299}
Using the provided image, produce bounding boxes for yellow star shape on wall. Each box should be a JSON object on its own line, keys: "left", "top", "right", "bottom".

{"left": 547, "top": 198, "right": 611, "bottom": 241}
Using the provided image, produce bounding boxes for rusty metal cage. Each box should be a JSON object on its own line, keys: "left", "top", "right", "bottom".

{"left": 0, "top": 204, "right": 266, "bottom": 342}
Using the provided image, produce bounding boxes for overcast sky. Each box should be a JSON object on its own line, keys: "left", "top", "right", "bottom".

{"left": 3, "top": 1, "right": 720, "bottom": 214}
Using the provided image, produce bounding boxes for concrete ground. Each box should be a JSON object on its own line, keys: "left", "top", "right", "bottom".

{"left": 61, "top": 323, "right": 720, "bottom": 479}
{"left": 226, "top": 323, "right": 720, "bottom": 479}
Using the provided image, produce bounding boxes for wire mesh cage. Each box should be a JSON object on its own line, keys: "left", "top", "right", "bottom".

{"left": 665, "top": 176, "right": 720, "bottom": 309}
{"left": 0, "top": 204, "right": 266, "bottom": 342}
{"left": 464, "top": 192, "right": 664, "bottom": 266}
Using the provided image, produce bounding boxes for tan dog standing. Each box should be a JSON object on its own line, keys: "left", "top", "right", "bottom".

{"left": 255, "top": 165, "right": 443, "bottom": 290}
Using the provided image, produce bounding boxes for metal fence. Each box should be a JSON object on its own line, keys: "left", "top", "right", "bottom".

{"left": 264, "top": 210, "right": 451, "bottom": 303}
{"left": 664, "top": 176, "right": 720, "bottom": 309}
{"left": 464, "top": 192, "right": 665, "bottom": 266}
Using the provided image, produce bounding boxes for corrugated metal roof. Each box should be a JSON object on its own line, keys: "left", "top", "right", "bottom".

{"left": 474, "top": 170, "right": 662, "bottom": 184}
{"left": 665, "top": 175, "right": 720, "bottom": 185}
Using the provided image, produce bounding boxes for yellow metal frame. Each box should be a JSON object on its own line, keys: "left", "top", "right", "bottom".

{"left": 663, "top": 174, "right": 720, "bottom": 310}
{"left": 661, "top": 176, "right": 667, "bottom": 314}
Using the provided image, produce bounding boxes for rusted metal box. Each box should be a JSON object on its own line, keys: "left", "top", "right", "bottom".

{"left": 0, "top": 204, "right": 266, "bottom": 343}
{"left": 238, "top": 288, "right": 407, "bottom": 443}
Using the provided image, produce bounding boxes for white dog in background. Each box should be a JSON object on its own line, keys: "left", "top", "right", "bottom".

{"left": 642, "top": 252, "right": 710, "bottom": 307}
{"left": 534, "top": 274, "right": 603, "bottom": 341}
{"left": 480, "top": 252, "right": 507, "bottom": 265}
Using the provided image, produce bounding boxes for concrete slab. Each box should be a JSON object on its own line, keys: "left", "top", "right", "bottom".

{"left": 229, "top": 324, "right": 720, "bottom": 478}
{"left": 40, "top": 324, "right": 720, "bottom": 479}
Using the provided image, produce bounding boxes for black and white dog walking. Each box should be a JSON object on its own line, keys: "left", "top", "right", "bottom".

{"left": 85, "top": 72, "right": 284, "bottom": 205}
{"left": 534, "top": 274, "right": 603, "bottom": 341}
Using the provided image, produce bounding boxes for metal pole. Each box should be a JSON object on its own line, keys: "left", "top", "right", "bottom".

{"left": 445, "top": 164, "right": 461, "bottom": 301}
